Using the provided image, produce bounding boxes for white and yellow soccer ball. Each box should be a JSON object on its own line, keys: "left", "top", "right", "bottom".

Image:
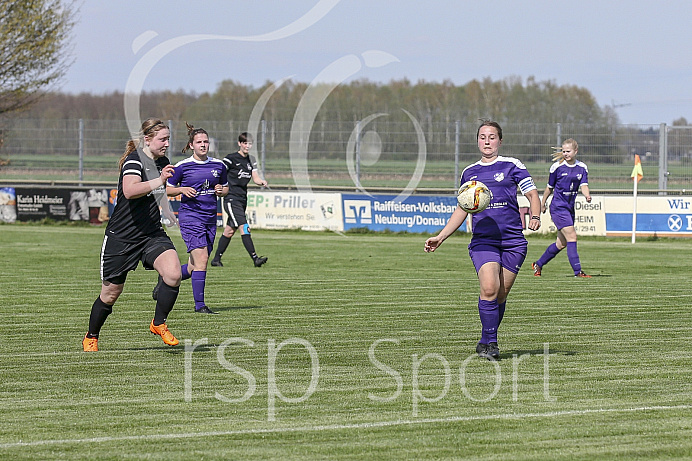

{"left": 457, "top": 180, "right": 492, "bottom": 214}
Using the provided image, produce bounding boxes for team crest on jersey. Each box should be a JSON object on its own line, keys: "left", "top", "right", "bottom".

{"left": 494, "top": 172, "right": 504, "bottom": 182}
{"left": 577, "top": 174, "right": 582, "bottom": 180}
{"left": 211, "top": 169, "right": 220, "bottom": 178}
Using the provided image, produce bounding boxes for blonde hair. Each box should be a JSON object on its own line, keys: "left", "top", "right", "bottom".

{"left": 551, "top": 138, "right": 579, "bottom": 163}
{"left": 118, "top": 118, "right": 169, "bottom": 169}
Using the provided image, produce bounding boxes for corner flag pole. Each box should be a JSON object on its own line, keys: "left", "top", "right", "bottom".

{"left": 630, "top": 155, "right": 643, "bottom": 244}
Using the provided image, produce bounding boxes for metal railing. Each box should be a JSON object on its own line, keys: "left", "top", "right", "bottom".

{"left": 1, "top": 119, "right": 691, "bottom": 193}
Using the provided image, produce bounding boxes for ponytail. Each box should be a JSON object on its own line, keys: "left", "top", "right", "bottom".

{"left": 118, "top": 118, "right": 168, "bottom": 170}
{"left": 182, "top": 121, "right": 208, "bottom": 154}
{"left": 551, "top": 146, "right": 564, "bottom": 163}
{"left": 552, "top": 138, "right": 578, "bottom": 163}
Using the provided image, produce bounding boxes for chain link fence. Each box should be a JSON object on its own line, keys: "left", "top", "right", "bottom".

{"left": 1, "top": 118, "right": 691, "bottom": 194}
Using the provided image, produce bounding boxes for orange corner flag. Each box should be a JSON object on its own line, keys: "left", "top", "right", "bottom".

{"left": 631, "top": 155, "right": 643, "bottom": 182}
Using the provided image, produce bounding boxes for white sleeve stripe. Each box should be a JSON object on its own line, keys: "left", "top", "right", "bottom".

{"left": 123, "top": 169, "right": 142, "bottom": 176}
{"left": 123, "top": 159, "right": 142, "bottom": 168}
{"left": 519, "top": 177, "right": 537, "bottom": 194}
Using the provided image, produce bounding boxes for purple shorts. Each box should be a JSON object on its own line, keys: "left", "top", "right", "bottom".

{"left": 549, "top": 205, "right": 575, "bottom": 230}
{"left": 468, "top": 242, "right": 527, "bottom": 274}
{"left": 179, "top": 220, "right": 217, "bottom": 254}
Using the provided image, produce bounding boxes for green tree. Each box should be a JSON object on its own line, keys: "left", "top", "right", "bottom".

{"left": 0, "top": 0, "right": 76, "bottom": 117}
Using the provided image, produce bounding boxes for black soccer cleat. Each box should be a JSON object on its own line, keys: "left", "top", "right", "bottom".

{"left": 195, "top": 305, "right": 218, "bottom": 314}
{"left": 253, "top": 256, "right": 268, "bottom": 267}
{"left": 476, "top": 342, "right": 500, "bottom": 360}
{"left": 152, "top": 275, "right": 163, "bottom": 300}
{"left": 210, "top": 258, "right": 223, "bottom": 267}
{"left": 487, "top": 342, "right": 500, "bottom": 360}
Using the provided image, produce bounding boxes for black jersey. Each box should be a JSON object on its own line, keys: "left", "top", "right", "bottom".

{"left": 105, "top": 151, "right": 169, "bottom": 243}
{"left": 222, "top": 151, "right": 257, "bottom": 200}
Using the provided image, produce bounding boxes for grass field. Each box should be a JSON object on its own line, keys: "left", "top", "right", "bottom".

{"left": 1, "top": 224, "right": 691, "bottom": 459}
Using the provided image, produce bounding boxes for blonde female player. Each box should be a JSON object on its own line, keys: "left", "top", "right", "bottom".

{"left": 425, "top": 120, "right": 542, "bottom": 360}
{"left": 531, "top": 138, "right": 592, "bottom": 278}
{"left": 82, "top": 118, "right": 182, "bottom": 351}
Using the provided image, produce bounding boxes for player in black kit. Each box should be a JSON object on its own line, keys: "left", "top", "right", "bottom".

{"left": 82, "top": 118, "right": 182, "bottom": 351}
{"left": 211, "top": 132, "right": 269, "bottom": 267}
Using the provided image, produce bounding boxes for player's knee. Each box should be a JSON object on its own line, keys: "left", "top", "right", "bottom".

{"left": 100, "top": 283, "right": 123, "bottom": 304}
{"left": 242, "top": 223, "right": 251, "bottom": 235}
{"left": 162, "top": 270, "right": 182, "bottom": 287}
{"left": 479, "top": 283, "right": 500, "bottom": 299}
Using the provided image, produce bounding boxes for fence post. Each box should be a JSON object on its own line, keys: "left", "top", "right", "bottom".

{"left": 355, "top": 120, "right": 361, "bottom": 186}
{"left": 454, "top": 120, "right": 460, "bottom": 188}
{"left": 168, "top": 120, "right": 174, "bottom": 162}
{"left": 556, "top": 122, "right": 561, "bottom": 147}
{"left": 659, "top": 123, "right": 668, "bottom": 193}
{"left": 78, "top": 119, "right": 84, "bottom": 186}
{"left": 260, "top": 119, "right": 267, "bottom": 182}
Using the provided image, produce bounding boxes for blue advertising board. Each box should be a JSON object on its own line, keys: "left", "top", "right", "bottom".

{"left": 607, "top": 213, "right": 692, "bottom": 234}
{"left": 342, "top": 194, "right": 460, "bottom": 233}
{"left": 604, "top": 196, "right": 692, "bottom": 236}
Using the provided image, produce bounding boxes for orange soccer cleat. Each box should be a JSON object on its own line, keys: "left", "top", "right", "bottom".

{"left": 531, "top": 262, "right": 542, "bottom": 277}
{"left": 82, "top": 334, "right": 98, "bottom": 352}
{"left": 149, "top": 320, "right": 179, "bottom": 346}
{"left": 575, "top": 271, "right": 592, "bottom": 278}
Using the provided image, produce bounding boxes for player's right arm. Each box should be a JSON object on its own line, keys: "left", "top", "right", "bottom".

{"left": 166, "top": 185, "right": 196, "bottom": 198}
{"left": 540, "top": 184, "right": 552, "bottom": 214}
{"left": 424, "top": 205, "right": 468, "bottom": 253}
{"left": 123, "top": 164, "right": 174, "bottom": 200}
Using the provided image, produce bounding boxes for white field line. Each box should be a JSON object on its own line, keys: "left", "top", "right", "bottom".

{"left": 2, "top": 404, "right": 691, "bottom": 449}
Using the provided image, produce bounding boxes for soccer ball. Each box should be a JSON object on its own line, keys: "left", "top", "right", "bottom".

{"left": 457, "top": 180, "right": 492, "bottom": 213}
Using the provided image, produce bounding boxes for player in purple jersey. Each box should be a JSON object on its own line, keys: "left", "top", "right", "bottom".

{"left": 154, "top": 123, "right": 229, "bottom": 314}
{"left": 82, "top": 118, "right": 181, "bottom": 351}
{"left": 532, "top": 138, "right": 592, "bottom": 278}
{"left": 425, "top": 120, "right": 542, "bottom": 360}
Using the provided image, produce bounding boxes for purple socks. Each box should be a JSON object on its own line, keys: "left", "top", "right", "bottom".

{"left": 181, "top": 263, "right": 191, "bottom": 281}
{"left": 566, "top": 241, "right": 582, "bottom": 274}
{"left": 191, "top": 270, "right": 206, "bottom": 310}
{"left": 536, "top": 242, "right": 561, "bottom": 268}
{"left": 478, "top": 298, "right": 499, "bottom": 344}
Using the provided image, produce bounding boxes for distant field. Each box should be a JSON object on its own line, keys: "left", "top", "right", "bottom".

{"left": 0, "top": 154, "right": 680, "bottom": 191}
{"left": 0, "top": 225, "right": 691, "bottom": 459}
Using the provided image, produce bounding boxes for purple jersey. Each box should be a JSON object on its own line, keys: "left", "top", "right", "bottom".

{"left": 167, "top": 156, "right": 227, "bottom": 225}
{"left": 547, "top": 160, "right": 588, "bottom": 211}
{"left": 460, "top": 156, "right": 537, "bottom": 246}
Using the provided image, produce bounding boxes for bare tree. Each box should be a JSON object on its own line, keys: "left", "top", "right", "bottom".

{"left": 0, "top": 0, "right": 77, "bottom": 116}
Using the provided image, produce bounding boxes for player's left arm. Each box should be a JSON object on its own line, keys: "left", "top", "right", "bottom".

{"left": 252, "top": 170, "right": 268, "bottom": 187}
{"left": 525, "top": 189, "right": 541, "bottom": 231}
{"left": 580, "top": 184, "right": 591, "bottom": 202}
{"left": 215, "top": 182, "right": 229, "bottom": 197}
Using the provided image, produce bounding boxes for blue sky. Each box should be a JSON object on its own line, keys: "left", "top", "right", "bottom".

{"left": 63, "top": 0, "right": 692, "bottom": 125}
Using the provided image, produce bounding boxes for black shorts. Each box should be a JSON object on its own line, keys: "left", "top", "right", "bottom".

{"left": 222, "top": 197, "right": 248, "bottom": 228}
{"left": 100, "top": 231, "right": 176, "bottom": 284}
